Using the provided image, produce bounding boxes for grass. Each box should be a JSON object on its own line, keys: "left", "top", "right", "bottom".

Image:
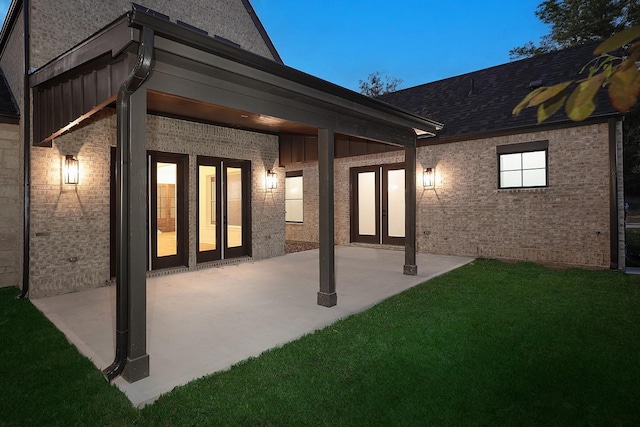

{"left": 626, "top": 227, "right": 640, "bottom": 266}
{"left": 1, "top": 259, "right": 639, "bottom": 426}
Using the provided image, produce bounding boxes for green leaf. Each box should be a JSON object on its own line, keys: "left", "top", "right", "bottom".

{"left": 529, "top": 81, "right": 573, "bottom": 106}
{"left": 537, "top": 92, "right": 566, "bottom": 123}
{"left": 594, "top": 26, "right": 640, "bottom": 54}
{"left": 512, "top": 82, "right": 572, "bottom": 116}
{"left": 565, "top": 74, "right": 605, "bottom": 121}
{"left": 608, "top": 64, "right": 640, "bottom": 112}
{"left": 513, "top": 87, "right": 546, "bottom": 116}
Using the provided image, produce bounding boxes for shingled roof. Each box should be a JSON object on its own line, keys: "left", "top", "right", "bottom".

{"left": 378, "top": 41, "right": 619, "bottom": 141}
{"left": 0, "top": 67, "right": 18, "bottom": 124}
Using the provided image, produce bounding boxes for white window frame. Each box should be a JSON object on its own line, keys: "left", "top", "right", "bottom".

{"left": 285, "top": 172, "right": 303, "bottom": 223}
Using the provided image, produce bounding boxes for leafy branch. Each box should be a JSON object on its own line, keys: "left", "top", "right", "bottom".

{"left": 513, "top": 26, "right": 640, "bottom": 123}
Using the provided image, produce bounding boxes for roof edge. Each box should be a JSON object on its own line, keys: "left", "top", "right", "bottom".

{"left": 240, "top": 0, "right": 283, "bottom": 65}
{"left": 127, "top": 10, "right": 441, "bottom": 133}
{"left": 0, "top": 0, "right": 23, "bottom": 59}
{"left": 418, "top": 113, "right": 619, "bottom": 146}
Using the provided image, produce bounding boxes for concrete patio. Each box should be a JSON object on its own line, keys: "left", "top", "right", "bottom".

{"left": 32, "top": 246, "right": 473, "bottom": 407}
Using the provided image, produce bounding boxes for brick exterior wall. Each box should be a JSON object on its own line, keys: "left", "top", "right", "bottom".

{"left": 285, "top": 123, "right": 619, "bottom": 269}
{"left": 29, "top": 110, "right": 282, "bottom": 298}
{"left": 0, "top": 123, "right": 21, "bottom": 287}
{"left": 0, "top": 10, "right": 25, "bottom": 290}
{"left": 0, "top": 0, "right": 281, "bottom": 296}
{"left": 29, "top": 0, "right": 277, "bottom": 69}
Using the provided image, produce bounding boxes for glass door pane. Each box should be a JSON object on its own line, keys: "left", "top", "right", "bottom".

{"left": 156, "top": 162, "right": 177, "bottom": 257}
{"left": 358, "top": 171, "right": 377, "bottom": 236}
{"left": 226, "top": 167, "right": 243, "bottom": 249}
{"left": 198, "top": 165, "right": 217, "bottom": 252}
{"left": 387, "top": 169, "right": 405, "bottom": 238}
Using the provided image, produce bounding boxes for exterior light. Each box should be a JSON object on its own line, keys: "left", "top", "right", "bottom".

{"left": 423, "top": 167, "right": 434, "bottom": 188}
{"left": 64, "top": 155, "right": 79, "bottom": 184}
{"left": 266, "top": 170, "right": 277, "bottom": 190}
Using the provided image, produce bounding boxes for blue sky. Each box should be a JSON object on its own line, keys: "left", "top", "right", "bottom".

{"left": 252, "top": 0, "right": 549, "bottom": 90}
{"left": 0, "top": 0, "right": 549, "bottom": 91}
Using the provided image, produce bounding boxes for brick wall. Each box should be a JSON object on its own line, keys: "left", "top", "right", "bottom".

{"left": 0, "top": 10, "right": 25, "bottom": 291}
{"left": 29, "top": 0, "right": 277, "bottom": 69}
{"left": 0, "top": 123, "right": 21, "bottom": 287}
{"left": 285, "top": 123, "right": 615, "bottom": 269}
{"left": 29, "top": 110, "right": 282, "bottom": 297}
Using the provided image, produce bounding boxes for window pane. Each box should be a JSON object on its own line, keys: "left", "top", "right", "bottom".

{"left": 198, "top": 165, "right": 216, "bottom": 252}
{"left": 523, "top": 169, "right": 546, "bottom": 187}
{"left": 285, "top": 176, "right": 303, "bottom": 199}
{"left": 156, "top": 162, "right": 177, "bottom": 257}
{"left": 285, "top": 175, "right": 303, "bottom": 223}
{"left": 227, "top": 167, "right": 242, "bottom": 248}
{"left": 500, "top": 170, "right": 522, "bottom": 188}
{"left": 358, "top": 172, "right": 376, "bottom": 236}
{"left": 387, "top": 169, "right": 405, "bottom": 238}
{"left": 285, "top": 200, "right": 303, "bottom": 222}
{"left": 500, "top": 153, "right": 521, "bottom": 171}
{"left": 522, "top": 151, "right": 546, "bottom": 169}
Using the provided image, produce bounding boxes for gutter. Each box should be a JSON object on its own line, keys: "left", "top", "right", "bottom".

{"left": 103, "top": 24, "right": 154, "bottom": 382}
{"left": 127, "top": 10, "right": 441, "bottom": 135}
{"left": 18, "top": 0, "right": 29, "bottom": 299}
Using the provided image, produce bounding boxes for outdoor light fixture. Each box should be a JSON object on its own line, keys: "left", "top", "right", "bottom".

{"left": 64, "top": 155, "right": 79, "bottom": 184}
{"left": 423, "top": 167, "right": 434, "bottom": 188}
{"left": 266, "top": 170, "right": 277, "bottom": 190}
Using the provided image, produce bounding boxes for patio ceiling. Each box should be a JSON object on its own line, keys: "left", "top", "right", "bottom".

{"left": 30, "top": 10, "right": 442, "bottom": 147}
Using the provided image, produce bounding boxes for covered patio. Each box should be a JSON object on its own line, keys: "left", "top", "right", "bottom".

{"left": 30, "top": 9, "right": 442, "bottom": 384}
{"left": 33, "top": 246, "right": 473, "bottom": 407}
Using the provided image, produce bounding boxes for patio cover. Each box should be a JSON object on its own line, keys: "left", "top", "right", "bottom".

{"left": 29, "top": 10, "right": 443, "bottom": 383}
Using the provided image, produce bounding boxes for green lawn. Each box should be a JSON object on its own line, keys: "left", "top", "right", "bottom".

{"left": 1, "top": 259, "right": 639, "bottom": 426}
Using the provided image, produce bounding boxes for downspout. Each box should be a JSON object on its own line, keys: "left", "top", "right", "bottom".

{"left": 103, "top": 24, "right": 154, "bottom": 381}
{"left": 609, "top": 117, "right": 619, "bottom": 270}
{"left": 18, "top": 0, "right": 30, "bottom": 299}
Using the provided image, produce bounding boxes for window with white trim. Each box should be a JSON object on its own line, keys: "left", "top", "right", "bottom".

{"left": 497, "top": 141, "right": 548, "bottom": 189}
{"left": 285, "top": 172, "right": 303, "bottom": 223}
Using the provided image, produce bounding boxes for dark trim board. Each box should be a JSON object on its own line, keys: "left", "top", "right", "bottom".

{"left": 350, "top": 163, "right": 406, "bottom": 246}
{"left": 110, "top": 146, "right": 116, "bottom": 278}
{"left": 350, "top": 165, "right": 381, "bottom": 244}
{"left": 609, "top": 118, "right": 619, "bottom": 269}
{"left": 196, "top": 156, "right": 252, "bottom": 263}
{"left": 381, "top": 163, "right": 406, "bottom": 246}
{"left": 149, "top": 151, "right": 189, "bottom": 271}
{"left": 419, "top": 115, "right": 617, "bottom": 147}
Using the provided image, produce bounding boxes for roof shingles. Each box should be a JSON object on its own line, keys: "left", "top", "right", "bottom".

{"left": 378, "top": 41, "right": 617, "bottom": 140}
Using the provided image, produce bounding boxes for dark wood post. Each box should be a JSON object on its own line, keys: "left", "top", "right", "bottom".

{"left": 122, "top": 87, "right": 150, "bottom": 382}
{"left": 404, "top": 143, "right": 418, "bottom": 275}
{"left": 317, "top": 128, "right": 337, "bottom": 306}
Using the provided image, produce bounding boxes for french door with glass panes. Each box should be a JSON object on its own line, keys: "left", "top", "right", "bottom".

{"left": 350, "top": 164, "right": 405, "bottom": 246}
{"left": 197, "top": 156, "right": 251, "bottom": 263}
{"left": 149, "top": 153, "right": 188, "bottom": 270}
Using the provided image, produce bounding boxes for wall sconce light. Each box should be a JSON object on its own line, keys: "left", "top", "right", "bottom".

{"left": 64, "top": 155, "right": 79, "bottom": 184}
{"left": 266, "top": 170, "right": 277, "bottom": 190}
{"left": 423, "top": 167, "right": 434, "bottom": 188}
